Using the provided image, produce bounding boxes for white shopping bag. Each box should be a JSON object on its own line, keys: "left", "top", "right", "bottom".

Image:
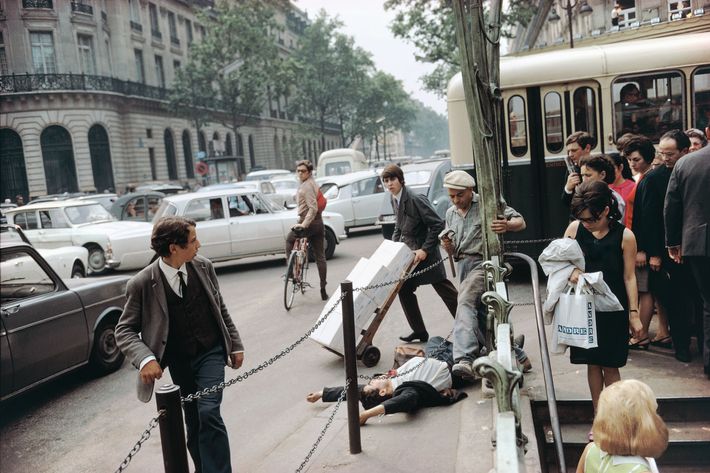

{"left": 551, "top": 279, "right": 597, "bottom": 351}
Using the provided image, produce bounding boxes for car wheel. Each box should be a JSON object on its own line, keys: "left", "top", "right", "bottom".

{"left": 324, "top": 228, "right": 336, "bottom": 260}
{"left": 86, "top": 245, "right": 109, "bottom": 275}
{"left": 71, "top": 262, "right": 85, "bottom": 278}
{"left": 90, "top": 319, "right": 125, "bottom": 374}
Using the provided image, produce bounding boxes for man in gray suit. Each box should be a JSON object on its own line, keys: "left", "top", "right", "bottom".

{"left": 116, "top": 216, "right": 244, "bottom": 473}
{"left": 665, "top": 141, "right": 710, "bottom": 379}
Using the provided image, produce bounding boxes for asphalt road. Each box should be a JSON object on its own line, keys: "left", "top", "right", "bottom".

{"left": 0, "top": 228, "right": 537, "bottom": 473}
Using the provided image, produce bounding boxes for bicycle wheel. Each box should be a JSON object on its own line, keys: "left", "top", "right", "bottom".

{"left": 284, "top": 252, "right": 298, "bottom": 310}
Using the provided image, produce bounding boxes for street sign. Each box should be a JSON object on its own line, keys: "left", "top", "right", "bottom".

{"left": 195, "top": 161, "right": 209, "bottom": 176}
{"left": 196, "top": 151, "right": 206, "bottom": 160}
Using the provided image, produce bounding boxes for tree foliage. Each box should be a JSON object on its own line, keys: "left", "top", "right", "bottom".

{"left": 405, "top": 100, "right": 449, "bottom": 157}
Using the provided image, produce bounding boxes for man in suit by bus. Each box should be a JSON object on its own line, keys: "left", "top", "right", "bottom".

{"left": 562, "top": 131, "right": 595, "bottom": 209}
{"left": 664, "top": 132, "right": 710, "bottom": 376}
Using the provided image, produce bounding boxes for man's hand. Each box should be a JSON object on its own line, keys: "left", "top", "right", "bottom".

{"left": 229, "top": 352, "right": 244, "bottom": 369}
{"left": 440, "top": 236, "right": 454, "bottom": 255}
{"left": 140, "top": 360, "right": 163, "bottom": 385}
{"left": 306, "top": 391, "right": 323, "bottom": 403}
{"left": 565, "top": 173, "right": 581, "bottom": 192}
{"left": 635, "top": 250, "right": 647, "bottom": 268}
{"left": 413, "top": 249, "right": 428, "bottom": 263}
{"left": 649, "top": 256, "right": 662, "bottom": 272}
{"left": 490, "top": 218, "right": 509, "bottom": 234}
{"left": 668, "top": 246, "right": 682, "bottom": 264}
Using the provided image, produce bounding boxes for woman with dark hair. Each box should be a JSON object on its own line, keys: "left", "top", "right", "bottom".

{"left": 579, "top": 155, "right": 626, "bottom": 220}
{"left": 564, "top": 180, "right": 642, "bottom": 422}
{"left": 607, "top": 152, "right": 634, "bottom": 204}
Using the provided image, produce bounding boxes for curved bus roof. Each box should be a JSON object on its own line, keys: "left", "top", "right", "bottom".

{"left": 448, "top": 31, "right": 710, "bottom": 97}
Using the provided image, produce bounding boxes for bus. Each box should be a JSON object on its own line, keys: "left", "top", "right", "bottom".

{"left": 447, "top": 31, "right": 710, "bottom": 256}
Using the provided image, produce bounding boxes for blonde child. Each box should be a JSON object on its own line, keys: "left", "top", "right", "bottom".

{"left": 576, "top": 379, "right": 668, "bottom": 473}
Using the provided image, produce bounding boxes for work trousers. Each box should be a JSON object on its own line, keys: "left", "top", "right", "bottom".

{"left": 398, "top": 277, "right": 458, "bottom": 334}
{"left": 452, "top": 256, "right": 487, "bottom": 363}
{"left": 169, "top": 345, "right": 231, "bottom": 473}
{"left": 286, "top": 218, "right": 327, "bottom": 290}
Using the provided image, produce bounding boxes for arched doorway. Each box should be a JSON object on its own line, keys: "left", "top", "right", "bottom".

{"left": 164, "top": 129, "right": 178, "bottom": 180}
{"left": 182, "top": 130, "right": 194, "bottom": 178}
{"left": 198, "top": 130, "right": 207, "bottom": 153}
{"left": 0, "top": 129, "right": 29, "bottom": 202}
{"left": 88, "top": 124, "right": 115, "bottom": 192}
{"left": 41, "top": 125, "right": 78, "bottom": 194}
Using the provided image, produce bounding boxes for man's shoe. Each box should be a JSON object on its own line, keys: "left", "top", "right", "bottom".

{"left": 320, "top": 288, "right": 329, "bottom": 301}
{"left": 452, "top": 359, "right": 477, "bottom": 381}
{"left": 675, "top": 349, "right": 691, "bottom": 363}
{"left": 514, "top": 334, "right": 525, "bottom": 349}
{"left": 399, "top": 331, "right": 429, "bottom": 343}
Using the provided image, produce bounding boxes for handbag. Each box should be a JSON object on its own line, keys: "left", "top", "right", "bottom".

{"left": 317, "top": 189, "right": 327, "bottom": 213}
{"left": 551, "top": 278, "right": 597, "bottom": 351}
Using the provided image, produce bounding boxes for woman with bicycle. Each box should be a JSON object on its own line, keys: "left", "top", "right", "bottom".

{"left": 286, "top": 160, "right": 328, "bottom": 300}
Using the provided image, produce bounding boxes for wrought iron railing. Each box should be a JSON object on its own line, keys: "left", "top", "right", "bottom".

{"left": 170, "top": 35, "right": 180, "bottom": 47}
{"left": 22, "top": 0, "right": 53, "bottom": 8}
{"left": 130, "top": 21, "right": 142, "bottom": 32}
{"left": 152, "top": 29, "right": 162, "bottom": 41}
{"left": 71, "top": 1, "right": 92, "bottom": 15}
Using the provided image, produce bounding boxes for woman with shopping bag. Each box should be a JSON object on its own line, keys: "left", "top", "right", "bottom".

{"left": 563, "top": 180, "right": 642, "bottom": 421}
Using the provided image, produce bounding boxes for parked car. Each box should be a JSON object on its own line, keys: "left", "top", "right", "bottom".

{"left": 1, "top": 240, "right": 129, "bottom": 400}
{"left": 110, "top": 192, "right": 165, "bottom": 222}
{"left": 2, "top": 200, "right": 154, "bottom": 274}
{"left": 73, "top": 193, "right": 118, "bottom": 211}
{"left": 271, "top": 176, "right": 299, "bottom": 207}
{"left": 375, "top": 158, "right": 452, "bottom": 239}
{"left": 143, "top": 188, "right": 347, "bottom": 262}
{"left": 134, "top": 181, "right": 185, "bottom": 195}
{"left": 318, "top": 170, "right": 385, "bottom": 232}
{"left": 1, "top": 224, "right": 89, "bottom": 278}
{"left": 244, "top": 169, "right": 291, "bottom": 181}
{"left": 197, "top": 181, "right": 289, "bottom": 208}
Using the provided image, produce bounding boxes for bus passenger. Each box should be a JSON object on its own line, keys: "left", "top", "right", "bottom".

{"left": 615, "top": 84, "right": 655, "bottom": 139}
{"left": 685, "top": 128, "right": 708, "bottom": 153}
{"left": 562, "top": 132, "right": 595, "bottom": 210}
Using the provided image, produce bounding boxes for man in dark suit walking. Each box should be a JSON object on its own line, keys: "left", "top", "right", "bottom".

{"left": 116, "top": 216, "right": 244, "bottom": 473}
{"left": 381, "top": 164, "right": 458, "bottom": 343}
{"left": 665, "top": 140, "right": 710, "bottom": 378}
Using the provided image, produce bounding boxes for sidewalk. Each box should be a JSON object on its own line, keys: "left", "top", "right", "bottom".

{"left": 261, "top": 300, "right": 709, "bottom": 473}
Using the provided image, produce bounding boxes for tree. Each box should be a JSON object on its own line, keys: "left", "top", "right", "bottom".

{"left": 405, "top": 100, "right": 449, "bottom": 157}
{"left": 384, "top": 0, "right": 534, "bottom": 96}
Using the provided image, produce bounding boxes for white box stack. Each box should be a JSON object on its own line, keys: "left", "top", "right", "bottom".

{"left": 310, "top": 241, "right": 414, "bottom": 354}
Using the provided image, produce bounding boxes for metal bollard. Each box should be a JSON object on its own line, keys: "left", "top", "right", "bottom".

{"left": 155, "top": 384, "right": 190, "bottom": 473}
{"left": 341, "top": 280, "right": 362, "bottom": 454}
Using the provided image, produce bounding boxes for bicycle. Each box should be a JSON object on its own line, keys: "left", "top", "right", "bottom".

{"left": 284, "top": 227, "right": 311, "bottom": 310}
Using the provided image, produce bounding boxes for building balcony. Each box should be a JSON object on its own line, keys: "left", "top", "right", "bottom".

{"left": 70, "top": 1, "right": 93, "bottom": 15}
{"left": 22, "top": 0, "right": 53, "bottom": 8}
{"left": 130, "top": 21, "right": 142, "bottom": 32}
{"left": 152, "top": 29, "right": 162, "bottom": 41}
{"left": 170, "top": 35, "right": 180, "bottom": 47}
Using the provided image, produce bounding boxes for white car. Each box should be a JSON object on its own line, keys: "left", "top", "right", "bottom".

{"left": 3, "top": 200, "right": 154, "bottom": 274}
{"left": 136, "top": 188, "right": 346, "bottom": 262}
{"left": 1, "top": 224, "right": 89, "bottom": 278}
{"left": 244, "top": 169, "right": 291, "bottom": 181}
{"left": 318, "top": 170, "right": 385, "bottom": 232}
{"left": 271, "top": 176, "right": 299, "bottom": 207}
{"left": 198, "top": 181, "right": 290, "bottom": 208}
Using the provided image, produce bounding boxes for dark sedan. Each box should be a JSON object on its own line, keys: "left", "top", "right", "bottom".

{"left": 1, "top": 240, "right": 129, "bottom": 400}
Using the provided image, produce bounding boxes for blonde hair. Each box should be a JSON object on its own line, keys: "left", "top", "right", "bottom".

{"left": 592, "top": 380, "right": 668, "bottom": 458}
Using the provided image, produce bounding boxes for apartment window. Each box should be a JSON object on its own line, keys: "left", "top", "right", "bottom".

{"left": 22, "top": 0, "right": 53, "bottom": 8}
{"left": 0, "top": 32, "right": 8, "bottom": 75}
{"left": 154, "top": 55, "right": 165, "bottom": 88}
{"left": 173, "top": 59, "right": 181, "bottom": 70}
{"left": 149, "top": 3, "right": 161, "bottom": 39}
{"left": 129, "top": 0, "right": 142, "bottom": 31}
{"left": 30, "top": 31, "right": 57, "bottom": 74}
{"left": 146, "top": 128, "right": 153, "bottom": 138}
{"left": 168, "top": 11, "right": 179, "bottom": 46}
{"left": 104, "top": 38, "right": 113, "bottom": 74}
{"left": 185, "top": 19, "right": 193, "bottom": 45}
{"left": 134, "top": 49, "right": 145, "bottom": 83}
{"left": 77, "top": 34, "right": 96, "bottom": 75}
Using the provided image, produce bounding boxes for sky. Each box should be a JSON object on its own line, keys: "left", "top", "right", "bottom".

{"left": 295, "top": 0, "right": 447, "bottom": 115}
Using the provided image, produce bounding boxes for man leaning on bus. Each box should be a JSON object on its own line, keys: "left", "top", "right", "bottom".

{"left": 562, "top": 131, "right": 595, "bottom": 209}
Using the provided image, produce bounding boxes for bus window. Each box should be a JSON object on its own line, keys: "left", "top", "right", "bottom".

{"left": 612, "top": 72, "right": 684, "bottom": 142}
{"left": 573, "top": 87, "right": 597, "bottom": 139}
{"left": 692, "top": 66, "right": 710, "bottom": 131}
{"left": 544, "top": 92, "right": 563, "bottom": 154}
{"left": 508, "top": 95, "right": 528, "bottom": 158}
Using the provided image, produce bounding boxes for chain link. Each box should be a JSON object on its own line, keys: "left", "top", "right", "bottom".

{"left": 295, "top": 379, "right": 350, "bottom": 473}
{"left": 352, "top": 257, "right": 447, "bottom": 293}
{"left": 114, "top": 409, "right": 165, "bottom": 473}
{"left": 505, "top": 237, "right": 555, "bottom": 246}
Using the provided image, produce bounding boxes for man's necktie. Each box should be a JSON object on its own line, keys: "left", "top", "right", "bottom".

{"left": 178, "top": 271, "right": 187, "bottom": 298}
{"left": 393, "top": 198, "right": 399, "bottom": 214}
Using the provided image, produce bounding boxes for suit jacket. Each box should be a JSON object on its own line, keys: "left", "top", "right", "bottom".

{"left": 664, "top": 146, "right": 710, "bottom": 256}
{"left": 116, "top": 254, "right": 243, "bottom": 402}
{"left": 632, "top": 165, "right": 671, "bottom": 258}
{"left": 392, "top": 186, "right": 447, "bottom": 285}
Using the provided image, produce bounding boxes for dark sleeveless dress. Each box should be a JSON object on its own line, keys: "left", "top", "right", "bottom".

{"left": 570, "top": 220, "right": 630, "bottom": 367}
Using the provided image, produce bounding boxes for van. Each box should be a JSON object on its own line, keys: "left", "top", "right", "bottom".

{"left": 316, "top": 149, "right": 368, "bottom": 177}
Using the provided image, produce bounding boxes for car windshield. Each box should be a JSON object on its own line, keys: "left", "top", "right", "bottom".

{"left": 273, "top": 180, "right": 298, "bottom": 191}
{"left": 64, "top": 204, "right": 115, "bottom": 225}
{"left": 404, "top": 170, "right": 432, "bottom": 186}
{"left": 152, "top": 201, "right": 177, "bottom": 221}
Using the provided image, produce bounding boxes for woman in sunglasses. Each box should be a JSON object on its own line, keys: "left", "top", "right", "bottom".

{"left": 563, "top": 180, "right": 642, "bottom": 425}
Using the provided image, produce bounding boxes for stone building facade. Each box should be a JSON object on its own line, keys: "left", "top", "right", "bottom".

{"left": 0, "top": 0, "right": 340, "bottom": 201}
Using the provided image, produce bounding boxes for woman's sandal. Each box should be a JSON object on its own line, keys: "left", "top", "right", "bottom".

{"left": 628, "top": 337, "right": 650, "bottom": 350}
{"left": 650, "top": 336, "right": 673, "bottom": 349}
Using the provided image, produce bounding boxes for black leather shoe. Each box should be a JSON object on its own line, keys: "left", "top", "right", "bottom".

{"left": 675, "top": 349, "right": 691, "bottom": 363}
{"left": 320, "top": 288, "right": 329, "bottom": 301}
{"left": 399, "top": 331, "right": 429, "bottom": 343}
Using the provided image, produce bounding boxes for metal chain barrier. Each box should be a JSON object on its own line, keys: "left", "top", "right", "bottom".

{"left": 294, "top": 379, "right": 350, "bottom": 473}
{"left": 114, "top": 409, "right": 165, "bottom": 473}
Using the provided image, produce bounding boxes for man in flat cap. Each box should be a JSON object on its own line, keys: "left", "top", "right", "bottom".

{"left": 441, "top": 170, "right": 526, "bottom": 380}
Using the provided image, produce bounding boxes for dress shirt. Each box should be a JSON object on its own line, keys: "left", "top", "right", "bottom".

{"left": 392, "top": 189, "right": 403, "bottom": 212}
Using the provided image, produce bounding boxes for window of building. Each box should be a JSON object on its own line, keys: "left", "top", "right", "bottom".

{"left": 173, "top": 59, "right": 181, "bottom": 71}
{"left": 30, "top": 31, "right": 57, "bottom": 74}
{"left": 104, "top": 38, "right": 112, "bottom": 74}
{"left": 185, "top": 19, "right": 193, "bottom": 45}
{"left": 22, "top": 0, "right": 53, "bottom": 8}
{"left": 129, "top": 0, "right": 142, "bottom": 30}
{"left": 134, "top": 49, "right": 145, "bottom": 83}
{"left": 148, "top": 147, "right": 157, "bottom": 180}
{"left": 544, "top": 92, "right": 563, "bottom": 154}
{"left": 77, "top": 34, "right": 96, "bottom": 75}
{"left": 668, "top": 1, "right": 691, "bottom": 20}
{"left": 507, "top": 95, "right": 528, "bottom": 158}
{"left": 573, "top": 87, "right": 597, "bottom": 139}
{"left": 612, "top": 72, "right": 684, "bottom": 142}
{"left": 168, "top": 11, "right": 179, "bottom": 46}
{"left": 692, "top": 67, "right": 710, "bottom": 130}
{"left": 149, "top": 3, "right": 160, "bottom": 39}
{"left": 154, "top": 55, "right": 165, "bottom": 87}
{"left": 146, "top": 128, "right": 152, "bottom": 138}
{"left": 0, "top": 32, "right": 8, "bottom": 75}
